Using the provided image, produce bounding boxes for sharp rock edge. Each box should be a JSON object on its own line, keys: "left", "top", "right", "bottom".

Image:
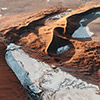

{"left": 5, "top": 43, "right": 100, "bottom": 100}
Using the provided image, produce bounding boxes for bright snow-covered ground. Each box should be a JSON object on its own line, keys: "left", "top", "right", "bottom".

{"left": 5, "top": 43, "right": 100, "bottom": 100}
{"left": 0, "top": 14, "right": 2, "bottom": 17}
{"left": 0, "top": 7, "right": 8, "bottom": 17}
{"left": 72, "top": 18, "right": 94, "bottom": 38}
{"left": 72, "top": 26, "right": 94, "bottom": 38}
{"left": 47, "top": 0, "right": 50, "bottom": 2}
{"left": 45, "top": 9, "right": 72, "bottom": 23}
{"left": 1, "top": 7, "right": 8, "bottom": 11}
{"left": 72, "top": 11, "right": 100, "bottom": 38}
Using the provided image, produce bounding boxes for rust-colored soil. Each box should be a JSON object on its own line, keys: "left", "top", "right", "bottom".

{"left": 1, "top": 1, "right": 100, "bottom": 99}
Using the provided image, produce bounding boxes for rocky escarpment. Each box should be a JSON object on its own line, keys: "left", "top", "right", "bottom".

{"left": 0, "top": 40, "right": 29, "bottom": 100}
{"left": 5, "top": 43, "right": 100, "bottom": 100}
{"left": 1, "top": 4, "right": 100, "bottom": 93}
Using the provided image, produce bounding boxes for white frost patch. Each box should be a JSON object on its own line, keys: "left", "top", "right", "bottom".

{"left": 5, "top": 43, "right": 100, "bottom": 100}
{"left": 1, "top": 7, "right": 8, "bottom": 11}
{"left": 57, "top": 45, "right": 70, "bottom": 55}
{"left": 47, "top": 0, "right": 50, "bottom": 2}
{"left": 67, "top": 9, "right": 73, "bottom": 12}
{"left": 95, "top": 12, "right": 100, "bottom": 15}
{"left": 6, "top": 43, "right": 21, "bottom": 51}
{"left": 45, "top": 11, "right": 70, "bottom": 23}
{"left": 55, "top": 88, "right": 100, "bottom": 100}
{"left": 40, "top": 69, "right": 67, "bottom": 91}
{"left": 5, "top": 43, "right": 52, "bottom": 94}
{"left": 72, "top": 26, "right": 94, "bottom": 38}
{"left": 72, "top": 18, "right": 94, "bottom": 38}
{"left": 0, "top": 14, "right": 2, "bottom": 17}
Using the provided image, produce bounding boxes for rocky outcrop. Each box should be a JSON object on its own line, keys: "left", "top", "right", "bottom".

{"left": 0, "top": 41, "right": 29, "bottom": 100}
{"left": 5, "top": 43, "right": 100, "bottom": 100}
{"left": 1, "top": 4, "right": 100, "bottom": 98}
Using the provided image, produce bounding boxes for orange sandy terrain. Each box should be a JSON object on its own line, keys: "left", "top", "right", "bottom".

{"left": 1, "top": 0, "right": 100, "bottom": 100}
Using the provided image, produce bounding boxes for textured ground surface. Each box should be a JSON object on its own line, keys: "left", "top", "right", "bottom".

{"left": 0, "top": 0, "right": 100, "bottom": 100}
{"left": 5, "top": 43, "right": 100, "bottom": 100}
{"left": 0, "top": 0, "right": 99, "bottom": 16}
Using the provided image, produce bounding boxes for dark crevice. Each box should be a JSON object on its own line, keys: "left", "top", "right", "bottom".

{"left": 47, "top": 34, "right": 75, "bottom": 62}
{"left": 65, "top": 7, "right": 100, "bottom": 38}
{"left": 4, "top": 9, "right": 66, "bottom": 43}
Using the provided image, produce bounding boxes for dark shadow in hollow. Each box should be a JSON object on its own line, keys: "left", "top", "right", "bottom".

{"left": 65, "top": 7, "right": 100, "bottom": 38}
{"left": 56, "top": 7, "right": 100, "bottom": 86}
{"left": 3, "top": 10, "right": 64, "bottom": 43}
{"left": 47, "top": 28, "right": 75, "bottom": 62}
{"left": 54, "top": 27, "right": 65, "bottom": 37}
